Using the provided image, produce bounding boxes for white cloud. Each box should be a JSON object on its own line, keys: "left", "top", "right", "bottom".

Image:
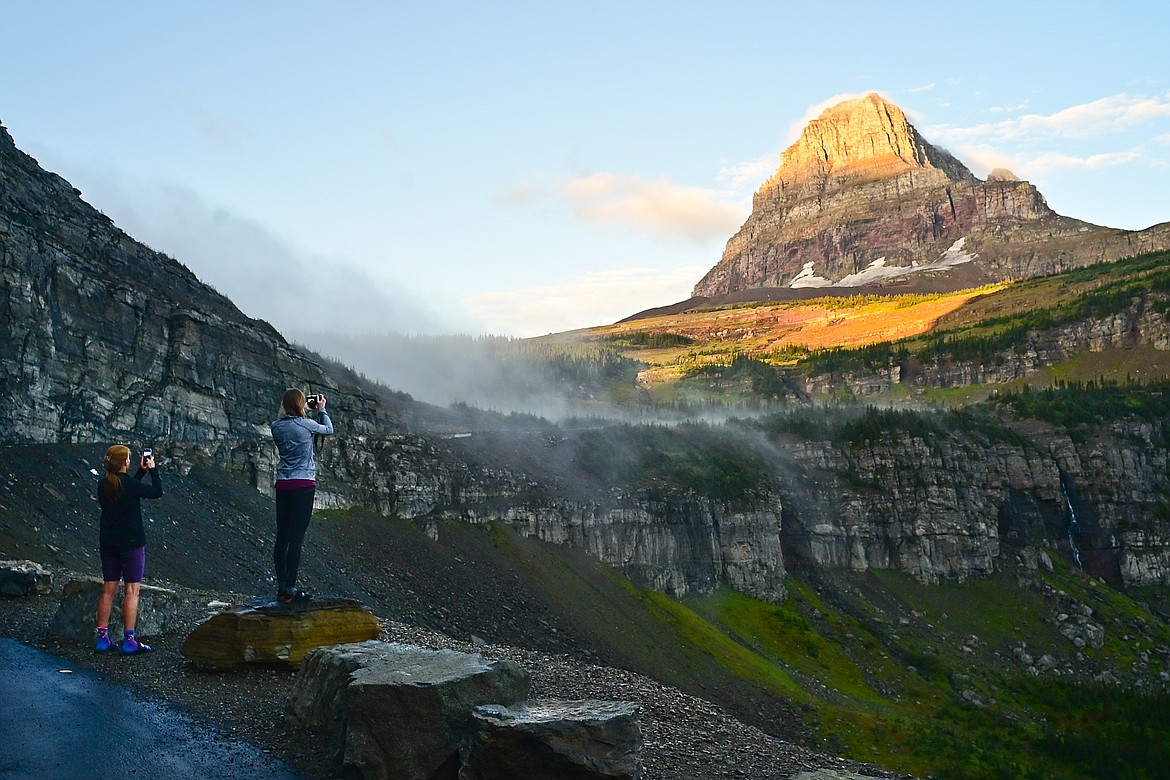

{"left": 717, "top": 153, "right": 777, "bottom": 194}
{"left": 1022, "top": 150, "right": 1144, "bottom": 176}
{"left": 928, "top": 92, "right": 1170, "bottom": 145}
{"left": 464, "top": 266, "right": 707, "bottom": 337}
{"left": 906, "top": 83, "right": 937, "bottom": 94}
{"left": 950, "top": 144, "right": 1023, "bottom": 179}
{"left": 989, "top": 101, "right": 1029, "bottom": 114}
{"left": 73, "top": 173, "right": 448, "bottom": 338}
{"left": 558, "top": 173, "right": 746, "bottom": 244}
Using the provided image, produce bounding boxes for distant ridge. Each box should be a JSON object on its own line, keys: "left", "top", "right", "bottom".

{"left": 693, "top": 93, "right": 1170, "bottom": 299}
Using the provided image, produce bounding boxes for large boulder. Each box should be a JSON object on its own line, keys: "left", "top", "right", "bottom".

{"left": 287, "top": 640, "right": 531, "bottom": 780}
{"left": 180, "top": 597, "right": 380, "bottom": 671}
{"left": 0, "top": 559, "right": 53, "bottom": 597}
{"left": 460, "top": 699, "right": 643, "bottom": 779}
{"left": 50, "top": 577, "right": 181, "bottom": 642}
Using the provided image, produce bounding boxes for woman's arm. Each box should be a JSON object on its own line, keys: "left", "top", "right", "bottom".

{"left": 300, "top": 410, "right": 334, "bottom": 435}
{"left": 131, "top": 467, "right": 164, "bottom": 499}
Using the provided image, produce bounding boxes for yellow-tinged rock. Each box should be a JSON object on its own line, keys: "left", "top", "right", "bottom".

{"left": 180, "top": 598, "right": 380, "bottom": 671}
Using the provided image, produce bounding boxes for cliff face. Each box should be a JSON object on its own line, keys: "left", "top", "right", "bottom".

{"left": 199, "top": 411, "right": 1170, "bottom": 595}
{"left": 216, "top": 434, "right": 789, "bottom": 603}
{"left": 694, "top": 93, "right": 1170, "bottom": 298}
{"left": 0, "top": 122, "right": 389, "bottom": 443}
{"left": 771, "top": 420, "right": 1170, "bottom": 587}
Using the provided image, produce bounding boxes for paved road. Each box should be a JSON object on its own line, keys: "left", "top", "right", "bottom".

{"left": 0, "top": 637, "right": 303, "bottom": 779}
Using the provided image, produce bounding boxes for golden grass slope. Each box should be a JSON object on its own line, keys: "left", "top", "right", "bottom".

{"left": 587, "top": 286, "right": 1005, "bottom": 384}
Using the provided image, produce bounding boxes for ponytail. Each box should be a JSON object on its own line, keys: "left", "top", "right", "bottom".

{"left": 102, "top": 445, "right": 131, "bottom": 502}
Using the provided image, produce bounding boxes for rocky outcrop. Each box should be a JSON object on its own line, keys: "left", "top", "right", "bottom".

{"left": 287, "top": 640, "right": 532, "bottom": 779}
{"left": 0, "top": 559, "right": 53, "bottom": 596}
{"left": 461, "top": 700, "right": 643, "bottom": 779}
{"left": 179, "top": 598, "right": 380, "bottom": 670}
{"left": 198, "top": 434, "right": 788, "bottom": 604}
{"left": 50, "top": 577, "right": 181, "bottom": 642}
{"left": 694, "top": 93, "right": 1170, "bottom": 298}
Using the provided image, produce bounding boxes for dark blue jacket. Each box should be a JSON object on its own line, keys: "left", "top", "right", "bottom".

{"left": 97, "top": 468, "right": 163, "bottom": 553}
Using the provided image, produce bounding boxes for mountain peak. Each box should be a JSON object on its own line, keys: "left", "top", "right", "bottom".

{"left": 762, "top": 92, "right": 976, "bottom": 195}
{"left": 692, "top": 94, "right": 1170, "bottom": 299}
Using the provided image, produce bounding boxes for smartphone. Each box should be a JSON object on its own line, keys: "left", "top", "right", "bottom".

{"left": 143, "top": 448, "right": 153, "bottom": 460}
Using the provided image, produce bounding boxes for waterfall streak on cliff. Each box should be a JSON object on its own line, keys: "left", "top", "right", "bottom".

{"left": 1061, "top": 480, "right": 1083, "bottom": 569}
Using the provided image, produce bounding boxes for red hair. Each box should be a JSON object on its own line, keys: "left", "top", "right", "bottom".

{"left": 101, "top": 445, "right": 131, "bottom": 502}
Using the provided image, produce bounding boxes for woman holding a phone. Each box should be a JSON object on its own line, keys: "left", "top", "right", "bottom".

{"left": 95, "top": 444, "right": 162, "bottom": 654}
{"left": 269, "top": 388, "right": 334, "bottom": 604}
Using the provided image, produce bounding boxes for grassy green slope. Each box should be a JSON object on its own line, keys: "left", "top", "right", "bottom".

{"left": 321, "top": 504, "right": 1170, "bottom": 779}
{"left": 680, "top": 565, "right": 1170, "bottom": 779}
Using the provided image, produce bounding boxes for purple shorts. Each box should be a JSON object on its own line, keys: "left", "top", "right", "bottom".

{"left": 100, "top": 545, "right": 146, "bottom": 583}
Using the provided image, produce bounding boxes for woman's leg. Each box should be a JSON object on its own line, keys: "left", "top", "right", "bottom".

{"left": 120, "top": 546, "right": 146, "bottom": 631}
{"left": 97, "top": 547, "right": 121, "bottom": 632}
{"left": 97, "top": 580, "right": 118, "bottom": 628}
{"left": 122, "top": 581, "right": 141, "bottom": 631}
{"left": 279, "top": 487, "right": 316, "bottom": 594}
{"left": 119, "top": 547, "right": 150, "bottom": 652}
{"left": 274, "top": 489, "right": 294, "bottom": 592}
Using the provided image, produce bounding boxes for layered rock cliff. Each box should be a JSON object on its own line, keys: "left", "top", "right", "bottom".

{"left": 203, "top": 409, "right": 1170, "bottom": 592}
{"left": 694, "top": 93, "right": 1170, "bottom": 298}
{"left": 768, "top": 415, "right": 1170, "bottom": 587}
{"left": 0, "top": 122, "right": 391, "bottom": 443}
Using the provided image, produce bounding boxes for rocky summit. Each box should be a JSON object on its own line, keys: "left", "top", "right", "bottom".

{"left": 693, "top": 93, "right": 1170, "bottom": 298}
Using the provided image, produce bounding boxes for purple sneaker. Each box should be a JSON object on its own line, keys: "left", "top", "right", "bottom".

{"left": 120, "top": 636, "right": 153, "bottom": 654}
{"left": 95, "top": 631, "right": 112, "bottom": 653}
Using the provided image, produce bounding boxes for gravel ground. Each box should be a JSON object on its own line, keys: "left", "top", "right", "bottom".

{"left": 0, "top": 572, "right": 911, "bottom": 780}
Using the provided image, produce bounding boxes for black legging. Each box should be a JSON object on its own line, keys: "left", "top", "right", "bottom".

{"left": 274, "top": 486, "right": 315, "bottom": 594}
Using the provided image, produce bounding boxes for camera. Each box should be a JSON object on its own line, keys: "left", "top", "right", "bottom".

{"left": 306, "top": 394, "right": 322, "bottom": 409}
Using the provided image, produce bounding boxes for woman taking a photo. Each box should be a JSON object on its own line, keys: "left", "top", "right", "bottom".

{"left": 95, "top": 444, "right": 162, "bottom": 654}
{"left": 270, "top": 388, "right": 334, "bottom": 604}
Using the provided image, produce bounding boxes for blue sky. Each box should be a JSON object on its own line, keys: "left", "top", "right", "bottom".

{"left": 2, "top": 2, "right": 1168, "bottom": 339}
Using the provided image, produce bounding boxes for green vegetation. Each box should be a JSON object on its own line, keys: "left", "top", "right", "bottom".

{"left": 657, "top": 564, "right": 1170, "bottom": 779}
{"left": 993, "top": 379, "right": 1170, "bottom": 428}
{"left": 680, "top": 354, "right": 791, "bottom": 399}
{"left": 599, "top": 330, "right": 696, "bottom": 349}
{"left": 572, "top": 422, "right": 771, "bottom": 501}
{"left": 753, "top": 404, "right": 1027, "bottom": 448}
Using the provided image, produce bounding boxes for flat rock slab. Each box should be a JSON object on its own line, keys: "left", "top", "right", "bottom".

{"left": 288, "top": 640, "right": 531, "bottom": 780}
{"left": 51, "top": 577, "right": 181, "bottom": 643}
{"left": 460, "top": 699, "right": 643, "bottom": 779}
{"left": 0, "top": 559, "right": 53, "bottom": 597}
{"left": 180, "top": 598, "right": 380, "bottom": 671}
